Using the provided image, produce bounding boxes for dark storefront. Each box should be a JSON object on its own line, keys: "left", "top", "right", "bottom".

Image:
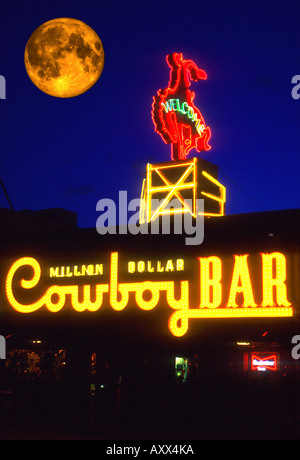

{"left": 0, "top": 207, "right": 300, "bottom": 439}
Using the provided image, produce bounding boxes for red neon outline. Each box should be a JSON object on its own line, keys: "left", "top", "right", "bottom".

{"left": 152, "top": 53, "right": 211, "bottom": 161}
{"left": 251, "top": 354, "right": 277, "bottom": 371}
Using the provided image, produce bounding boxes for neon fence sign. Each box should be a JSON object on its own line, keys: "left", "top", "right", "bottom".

{"left": 139, "top": 158, "right": 226, "bottom": 224}
{"left": 5, "top": 251, "right": 293, "bottom": 337}
{"left": 152, "top": 53, "right": 211, "bottom": 161}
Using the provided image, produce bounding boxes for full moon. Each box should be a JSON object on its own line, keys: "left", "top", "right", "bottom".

{"left": 24, "top": 18, "right": 104, "bottom": 98}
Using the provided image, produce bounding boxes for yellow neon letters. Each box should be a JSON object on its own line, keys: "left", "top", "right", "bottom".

{"left": 199, "top": 256, "right": 222, "bottom": 308}
{"left": 6, "top": 257, "right": 109, "bottom": 314}
{"left": 50, "top": 264, "right": 103, "bottom": 278}
{"left": 127, "top": 258, "right": 184, "bottom": 274}
{"left": 227, "top": 255, "right": 256, "bottom": 308}
{"left": 261, "top": 252, "right": 291, "bottom": 307}
{"left": 5, "top": 252, "right": 293, "bottom": 337}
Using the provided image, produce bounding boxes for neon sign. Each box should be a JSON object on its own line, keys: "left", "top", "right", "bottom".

{"left": 152, "top": 53, "right": 211, "bottom": 160}
{"left": 139, "top": 157, "right": 226, "bottom": 224}
{"left": 50, "top": 263, "right": 104, "bottom": 278}
{"left": 5, "top": 252, "right": 293, "bottom": 337}
{"left": 251, "top": 354, "right": 278, "bottom": 372}
{"left": 127, "top": 258, "right": 184, "bottom": 274}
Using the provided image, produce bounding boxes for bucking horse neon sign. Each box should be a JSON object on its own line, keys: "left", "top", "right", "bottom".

{"left": 152, "top": 53, "right": 211, "bottom": 161}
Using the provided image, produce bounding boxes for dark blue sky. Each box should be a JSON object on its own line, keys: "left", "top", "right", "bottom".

{"left": 0, "top": 0, "right": 299, "bottom": 228}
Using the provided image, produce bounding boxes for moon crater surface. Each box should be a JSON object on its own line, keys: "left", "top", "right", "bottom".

{"left": 24, "top": 18, "right": 104, "bottom": 98}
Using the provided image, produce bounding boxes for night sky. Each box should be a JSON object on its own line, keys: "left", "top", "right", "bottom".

{"left": 0, "top": 0, "right": 299, "bottom": 228}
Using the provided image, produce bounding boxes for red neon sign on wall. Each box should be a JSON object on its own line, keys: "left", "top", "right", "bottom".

{"left": 251, "top": 354, "right": 278, "bottom": 372}
{"left": 152, "top": 53, "right": 211, "bottom": 161}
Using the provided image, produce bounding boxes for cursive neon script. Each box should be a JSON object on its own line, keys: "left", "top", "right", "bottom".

{"left": 162, "top": 98, "right": 206, "bottom": 137}
{"left": 5, "top": 252, "right": 293, "bottom": 337}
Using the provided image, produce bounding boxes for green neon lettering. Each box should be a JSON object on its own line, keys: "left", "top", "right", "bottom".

{"left": 187, "top": 106, "right": 194, "bottom": 119}
{"left": 171, "top": 99, "right": 177, "bottom": 110}
{"left": 178, "top": 101, "right": 188, "bottom": 114}
{"left": 162, "top": 100, "right": 172, "bottom": 113}
{"left": 161, "top": 99, "right": 206, "bottom": 137}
